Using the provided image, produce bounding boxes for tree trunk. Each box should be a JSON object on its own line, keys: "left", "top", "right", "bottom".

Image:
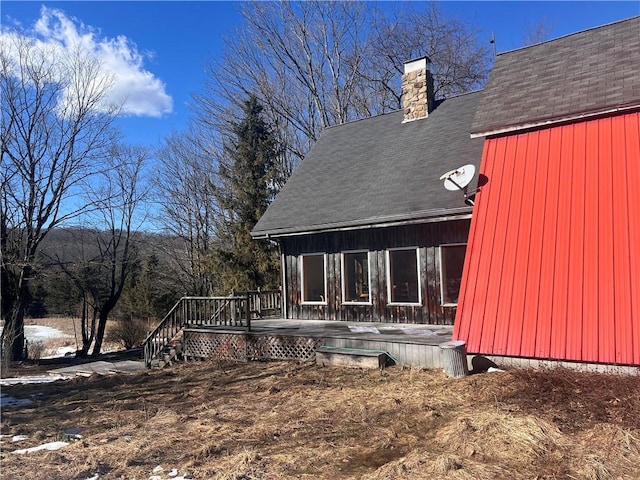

{"left": 92, "top": 297, "right": 117, "bottom": 356}
{"left": 92, "top": 310, "right": 108, "bottom": 357}
{"left": 10, "top": 306, "right": 26, "bottom": 361}
{"left": 75, "top": 298, "right": 93, "bottom": 357}
{"left": 3, "top": 266, "right": 31, "bottom": 361}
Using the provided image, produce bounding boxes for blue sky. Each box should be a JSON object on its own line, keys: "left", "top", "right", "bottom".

{"left": 2, "top": 1, "right": 639, "bottom": 148}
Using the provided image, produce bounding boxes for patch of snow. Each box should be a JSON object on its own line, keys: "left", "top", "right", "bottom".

{"left": 399, "top": 328, "right": 436, "bottom": 337}
{"left": 348, "top": 326, "right": 380, "bottom": 334}
{"left": 150, "top": 475, "right": 190, "bottom": 480}
{"left": 0, "top": 375, "right": 65, "bottom": 386}
{"left": 12, "top": 441, "right": 69, "bottom": 454}
{"left": 24, "top": 325, "right": 73, "bottom": 342}
{"left": 12, "top": 435, "right": 29, "bottom": 442}
{"left": 487, "top": 366, "right": 506, "bottom": 373}
{"left": 149, "top": 466, "right": 192, "bottom": 480}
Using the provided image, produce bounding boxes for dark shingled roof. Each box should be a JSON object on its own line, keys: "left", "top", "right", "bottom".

{"left": 472, "top": 16, "right": 640, "bottom": 137}
{"left": 252, "top": 91, "right": 484, "bottom": 238}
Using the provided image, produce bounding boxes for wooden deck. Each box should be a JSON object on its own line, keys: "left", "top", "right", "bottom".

{"left": 183, "top": 319, "right": 455, "bottom": 369}
{"left": 176, "top": 318, "right": 640, "bottom": 374}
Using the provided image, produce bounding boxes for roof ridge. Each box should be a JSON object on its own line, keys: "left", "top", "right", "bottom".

{"left": 323, "top": 109, "right": 402, "bottom": 131}
{"left": 496, "top": 15, "right": 640, "bottom": 57}
{"left": 323, "top": 89, "right": 484, "bottom": 131}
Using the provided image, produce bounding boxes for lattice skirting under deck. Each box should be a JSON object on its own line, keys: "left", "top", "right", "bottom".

{"left": 183, "top": 330, "right": 324, "bottom": 362}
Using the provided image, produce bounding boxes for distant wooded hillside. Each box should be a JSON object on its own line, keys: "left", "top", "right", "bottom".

{"left": 25, "top": 227, "right": 185, "bottom": 320}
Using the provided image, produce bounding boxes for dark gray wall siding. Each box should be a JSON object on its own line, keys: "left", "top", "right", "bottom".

{"left": 280, "top": 219, "right": 470, "bottom": 325}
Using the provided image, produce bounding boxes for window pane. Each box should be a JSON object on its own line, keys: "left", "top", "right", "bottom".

{"left": 441, "top": 245, "right": 466, "bottom": 304}
{"left": 389, "top": 249, "right": 419, "bottom": 303}
{"left": 344, "top": 252, "right": 369, "bottom": 302}
{"left": 302, "top": 255, "right": 325, "bottom": 302}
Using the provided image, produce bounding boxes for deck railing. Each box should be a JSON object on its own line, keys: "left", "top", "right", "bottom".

{"left": 142, "top": 290, "right": 281, "bottom": 367}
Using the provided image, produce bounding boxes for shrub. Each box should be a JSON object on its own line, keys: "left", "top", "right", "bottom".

{"left": 27, "top": 340, "right": 45, "bottom": 360}
{"left": 106, "top": 318, "right": 149, "bottom": 350}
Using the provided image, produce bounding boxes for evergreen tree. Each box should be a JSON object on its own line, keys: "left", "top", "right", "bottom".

{"left": 215, "top": 95, "right": 280, "bottom": 292}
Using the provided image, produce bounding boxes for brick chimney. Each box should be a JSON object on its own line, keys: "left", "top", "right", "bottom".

{"left": 402, "top": 56, "right": 434, "bottom": 122}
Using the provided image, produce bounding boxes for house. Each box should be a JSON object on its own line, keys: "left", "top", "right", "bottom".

{"left": 252, "top": 57, "right": 484, "bottom": 325}
{"left": 147, "top": 17, "right": 639, "bottom": 370}
{"left": 453, "top": 16, "right": 640, "bottom": 366}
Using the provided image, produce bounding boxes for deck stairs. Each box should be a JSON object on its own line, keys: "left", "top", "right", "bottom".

{"left": 149, "top": 338, "right": 184, "bottom": 369}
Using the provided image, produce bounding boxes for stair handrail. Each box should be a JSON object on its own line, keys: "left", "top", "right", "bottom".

{"left": 143, "top": 297, "right": 183, "bottom": 367}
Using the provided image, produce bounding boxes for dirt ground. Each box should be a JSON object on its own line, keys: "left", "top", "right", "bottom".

{"left": 2, "top": 350, "right": 640, "bottom": 480}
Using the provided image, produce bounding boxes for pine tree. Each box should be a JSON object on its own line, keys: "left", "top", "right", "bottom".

{"left": 215, "top": 95, "right": 281, "bottom": 292}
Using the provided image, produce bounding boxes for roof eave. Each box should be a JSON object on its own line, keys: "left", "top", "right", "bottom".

{"left": 470, "top": 103, "right": 640, "bottom": 138}
{"left": 251, "top": 207, "right": 473, "bottom": 239}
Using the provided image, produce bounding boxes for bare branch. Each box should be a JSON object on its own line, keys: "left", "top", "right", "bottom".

{"left": 193, "top": 2, "right": 490, "bottom": 174}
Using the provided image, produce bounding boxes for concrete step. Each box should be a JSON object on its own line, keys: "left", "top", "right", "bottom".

{"left": 315, "top": 346, "right": 392, "bottom": 369}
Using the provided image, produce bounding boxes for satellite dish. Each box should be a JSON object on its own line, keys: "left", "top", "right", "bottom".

{"left": 440, "top": 164, "right": 476, "bottom": 191}
{"left": 440, "top": 164, "right": 477, "bottom": 206}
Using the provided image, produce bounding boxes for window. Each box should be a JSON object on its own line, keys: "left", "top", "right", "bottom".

{"left": 387, "top": 248, "right": 420, "bottom": 304}
{"left": 342, "top": 251, "right": 370, "bottom": 303}
{"left": 440, "top": 244, "right": 467, "bottom": 305}
{"left": 301, "top": 254, "right": 326, "bottom": 303}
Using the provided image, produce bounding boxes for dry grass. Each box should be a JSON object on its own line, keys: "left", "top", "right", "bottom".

{"left": 2, "top": 358, "right": 640, "bottom": 480}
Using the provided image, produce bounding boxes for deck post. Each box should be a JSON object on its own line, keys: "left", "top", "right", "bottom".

{"left": 246, "top": 291, "right": 251, "bottom": 332}
{"left": 256, "top": 287, "right": 261, "bottom": 318}
{"left": 440, "top": 340, "right": 469, "bottom": 377}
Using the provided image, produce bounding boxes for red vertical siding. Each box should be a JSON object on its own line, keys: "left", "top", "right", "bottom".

{"left": 492, "top": 134, "right": 521, "bottom": 355}
{"left": 456, "top": 141, "right": 494, "bottom": 349}
{"left": 565, "top": 122, "right": 587, "bottom": 361}
{"left": 477, "top": 136, "right": 508, "bottom": 353}
{"left": 625, "top": 114, "right": 640, "bottom": 365}
{"left": 537, "top": 127, "right": 561, "bottom": 358}
{"left": 583, "top": 120, "right": 600, "bottom": 361}
{"left": 549, "top": 125, "right": 574, "bottom": 360}
{"left": 454, "top": 111, "right": 640, "bottom": 365}
{"left": 522, "top": 128, "right": 549, "bottom": 357}
{"left": 612, "top": 116, "right": 632, "bottom": 364}
{"left": 598, "top": 117, "right": 615, "bottom": 363}
{"left": 506, "top": 133, "right": 535, "bottom": 356}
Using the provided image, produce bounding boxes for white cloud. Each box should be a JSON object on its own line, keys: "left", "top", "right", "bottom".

{"left": 1, "top": 6, "right": 172, "bottom": 118}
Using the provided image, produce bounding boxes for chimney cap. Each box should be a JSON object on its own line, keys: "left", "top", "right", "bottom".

{"left": 403, "top": 56, "right": 431, "bottom": 74}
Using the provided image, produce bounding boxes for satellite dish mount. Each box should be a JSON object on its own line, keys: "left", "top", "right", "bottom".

{"left": 440, "top": 164, "right": 477, "bottom": 206}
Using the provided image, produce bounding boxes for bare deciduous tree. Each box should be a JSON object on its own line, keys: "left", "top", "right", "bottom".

{"left": 154, "top": 128, "right": 222, "bottom": 296}
{"left": 195, "top": 1, "right": 491, "bottom": 170}
{"left": 1, "top": 35, "right": 117, "bottom": 361}
{"left": 87, "top": 144, "right": 149, "bottom": 356}
{"left": 523, "top": 18, "right": 555, "bottom": 46}
{"left": 367, "top": 4, "right": 490, "bottom": 102}
{"left": 44, "top": 144, "right": 149, "bottom": 356}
